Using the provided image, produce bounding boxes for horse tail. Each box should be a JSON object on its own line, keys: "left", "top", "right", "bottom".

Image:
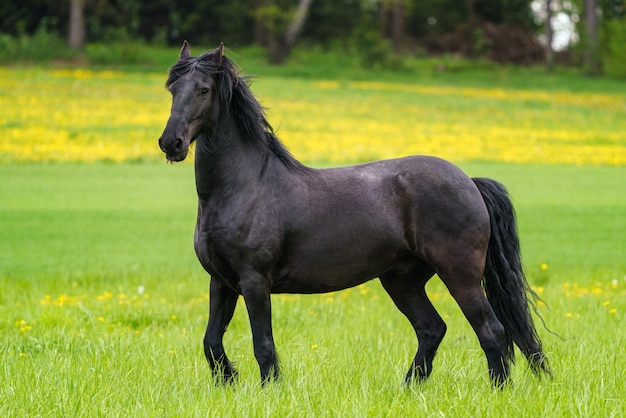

{"left": 472, "top": 177, "right": 550, "bottom": 377}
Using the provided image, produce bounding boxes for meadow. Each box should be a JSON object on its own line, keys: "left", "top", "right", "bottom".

{"left": 1, "top": 50, "right": 625, "bottom": 416}
{"left": 1, "top": 64, "right": 625, "bottom": 166}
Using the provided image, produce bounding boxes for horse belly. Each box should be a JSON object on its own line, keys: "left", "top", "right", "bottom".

{"left": 271, "top": 267, "right": 381, "bottom": 294}
{"left": 271, "top": 238, "right": 399, "bottom": 294}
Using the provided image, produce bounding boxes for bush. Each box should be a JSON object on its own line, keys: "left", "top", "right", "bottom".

{"left": 0, "top": 19, "right": 75, "bottom": 63}
{"left": 601, "top": 18, "right": 626, "bottom": 79}
{"left": 86, "top": 42, "right": 146, "bottom": 66}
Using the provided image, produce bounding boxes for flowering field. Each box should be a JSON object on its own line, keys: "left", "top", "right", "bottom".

{"left": 1, "top": 67, "right": 625, "bottom": 165}
{"left": 1, "top": 65, "right": 625, "bottom": 416}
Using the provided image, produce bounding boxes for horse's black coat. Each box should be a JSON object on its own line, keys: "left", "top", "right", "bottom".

{"left": 158, "top": 42, "right": 550, "bottom": 386}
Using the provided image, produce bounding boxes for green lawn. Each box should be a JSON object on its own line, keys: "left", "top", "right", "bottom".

{"left": 1, "top": 162, "right": 624, "bottom": 416}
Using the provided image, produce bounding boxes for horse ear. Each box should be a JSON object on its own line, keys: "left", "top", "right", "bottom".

{"left": 216, "top": 42, "right": 224, "bottom": 65}
{"left": 180, "top": 41, "right": 191, "bottom": 60}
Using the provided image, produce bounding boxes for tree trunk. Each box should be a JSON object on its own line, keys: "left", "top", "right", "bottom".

{"left": 253, "top": 0, "right": 269, "bottom": 46}
{"left": 584, "top": 0, "right": 600, "bottom": 75}
{"left": 268, "top": 0, "right": 314, "bottom": 64}
{"left": 68, "top": 0, "right": 85, "bottom": 50}
{"left": 466, "top": 0, "right": 477, "bottom": 56}
{"left": 390, "top": 1, "right": 404, "bottom": 53}
{"left": 544, "top": 0, "right": 554, "bottom": 72}
{"left": 379, "top": 1, "right": 390, "bottom": 39}
{"left": 285, "top": 0, "right": 314, "bottom": 47}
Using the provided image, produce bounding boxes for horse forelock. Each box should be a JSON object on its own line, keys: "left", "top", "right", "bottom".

{"left": 166, "top": 48, "right": 218, "bottom": 86}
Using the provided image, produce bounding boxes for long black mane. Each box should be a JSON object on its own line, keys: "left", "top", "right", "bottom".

{"left": 166, "top": 49, "right": 306, "bottom": 171}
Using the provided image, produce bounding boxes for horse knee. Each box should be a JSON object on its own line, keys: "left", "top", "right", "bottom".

{"left": 419, "top": 316, "right": 447, "bottom": 349}
{"left": 433, "top": 317, "right": 447, "bottom": 342}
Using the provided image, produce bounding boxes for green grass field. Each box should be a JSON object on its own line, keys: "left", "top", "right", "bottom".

{"left": 1, "top": 162, "right": 624, "bottom": 416}
{"left": 1, "top": 47, "right": 625, "bottom": 416}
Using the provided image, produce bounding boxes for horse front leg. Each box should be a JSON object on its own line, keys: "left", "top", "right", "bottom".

{"left": 204, "top": 277, "right": 239, "bottom": 384}
{"left": 239, "top": 272, "right": 279, "bottom": 385}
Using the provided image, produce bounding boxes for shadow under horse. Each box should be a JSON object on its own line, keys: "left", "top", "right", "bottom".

{"left": 158, "top": 42, "right": 550, "bottom": 386}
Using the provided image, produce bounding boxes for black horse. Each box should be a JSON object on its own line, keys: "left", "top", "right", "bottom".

{"left": 159, "top": 42, "right": 549, "bottom": 386}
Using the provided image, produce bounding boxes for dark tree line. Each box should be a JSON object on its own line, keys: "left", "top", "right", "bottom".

{"left": 0, "top": 1, "right": 538, "bottom": 58}
{"left": 1, "top": 0, "right": 625, "bottom": 72}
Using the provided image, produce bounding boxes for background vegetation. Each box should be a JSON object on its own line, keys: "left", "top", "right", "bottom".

{"left": 1, "top": 0, "right": 625, "bottom": 75}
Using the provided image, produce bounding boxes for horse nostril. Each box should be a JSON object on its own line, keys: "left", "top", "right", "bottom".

{"left": 174, "top": 138, "right": 183, "bottom": 152}
{"left": 158, "top": 137, "right": 184, "bottom": 155}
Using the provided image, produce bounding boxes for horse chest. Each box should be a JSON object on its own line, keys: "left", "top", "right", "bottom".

{"left": 194, "top": 205, "right": 282, "bottom": 285}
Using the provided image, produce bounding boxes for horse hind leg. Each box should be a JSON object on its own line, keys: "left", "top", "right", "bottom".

{"left": 380, "top": 263, "right": 446, "bottom": 383}
{"left": 438, "top": 261, "right": 510, "bottom": 386}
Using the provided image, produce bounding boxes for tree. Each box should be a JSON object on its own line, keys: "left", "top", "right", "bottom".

{"left": 255, "top": 0, "right": 315, "bottom": 64}
{"left": 598, "top": 0, "right": 626, "bottom": 78}
{"left": 68, "top": 0, "right": 86, "bottom": 50}
{"left": 584, "top": 0, "right": 600, "bottom": 75}
{"left": 545, "top": 0, "right": 554, "bottom": 71}
{"left": 380, "top": 0, "right": 405, "bottom": 53}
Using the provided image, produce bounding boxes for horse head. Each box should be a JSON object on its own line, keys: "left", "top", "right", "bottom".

{"left": 158, "top": 41, "right": 225, "bottom": 162}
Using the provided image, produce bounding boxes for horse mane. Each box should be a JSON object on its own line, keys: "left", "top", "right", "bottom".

{"left": 166, "top": 48, "right": 306, "bottom": 172}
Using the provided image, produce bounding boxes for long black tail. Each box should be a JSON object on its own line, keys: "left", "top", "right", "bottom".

{"left": 473, "top": 177, "right": 550, "bottom": 376}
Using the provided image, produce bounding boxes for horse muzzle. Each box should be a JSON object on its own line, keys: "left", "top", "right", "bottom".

{"left": 159, "top": 136, "right": 189, "bottom": 162}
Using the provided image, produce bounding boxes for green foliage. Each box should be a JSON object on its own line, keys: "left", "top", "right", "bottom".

{"left": 350, "top": 7, "right": 401, "bottom": 70}
{"left": 475, "top": 0, "right": 536, "bottom": 27}
{"left": 0, "top": 19, "right": 75, "bottom": 63}
{"left": 0, "top": 0, "right": 537, "bottom": 53}
{"left": 0, "top": 0, "right": 58, "bottom": 37}
{"left": 255, "top": 4, "right": 293, "bottom": 34}
{"left": 600, "top": 17, "right": 626, "bottom": 78}
{"left": 86, "top": 41, "right": 149, "bottom": 66}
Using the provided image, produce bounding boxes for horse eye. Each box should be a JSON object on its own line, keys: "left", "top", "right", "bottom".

{"left": 200, "top": 88, "right": 210, "bottom": 95}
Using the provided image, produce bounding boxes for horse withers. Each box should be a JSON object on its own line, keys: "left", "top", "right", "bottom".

{"left": 158, "top": 42, "right": 550, "bottom": 386}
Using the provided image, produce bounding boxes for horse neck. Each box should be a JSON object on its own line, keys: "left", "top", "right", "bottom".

{"left": 194, "top": 113, "right": 277, "bottom": 199}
